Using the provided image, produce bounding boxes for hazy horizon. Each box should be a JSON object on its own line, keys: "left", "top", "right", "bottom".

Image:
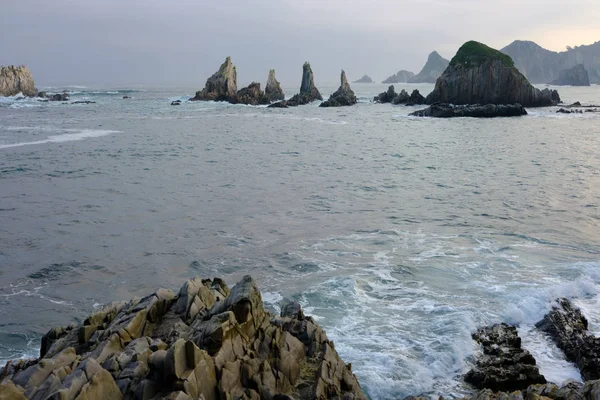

{"left": 2, "top": 0, "right": 599, "bottom": 87}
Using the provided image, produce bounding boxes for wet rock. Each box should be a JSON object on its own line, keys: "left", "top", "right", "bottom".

{"left": 190, "top": 56, "right": 237, "bottom": 102}
{"left": 465, "top": 323, "right": 546, "bottom": 391}
{"left": 171, "top": 100, "right": 182, "bottom": 106}
{"left": 122, "top": 95, "right": 131, "bottom": 99}
{"left": 0, "top": 65, "right": 36, "bottom": 97}
{"left": 536, "top": 298, "right": 600, "bottom": 380}
{"left": 286, "top": 62, "right": 323, "bottom": 106}
{"left": 407, "top": 89, "right": 426, "bottom": 105}
{"left": 231, "top": 82, "right": 269, "bottom": 105}
{"left": 71, "top": 101, "right": 96, "bottom": 104}
{"left": 374, "top": 85, "right": 397, "bottom": 103}
{"left": 320, "top": 70, "right": 357, "bottom": 107}
{"left": 392, "top": 89, "right": 410, "bottom": 104}
{"left": 50, "top": 93, "right": 69, "bottom": 101}
{"left": 265, "top": 69, "right": 285, "bottom": 102}
{"left": 411, "top": 103, "right": 527, "bottom": 118}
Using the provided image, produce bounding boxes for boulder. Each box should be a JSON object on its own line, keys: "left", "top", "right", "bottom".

{"left": 50, "top": 93, "right": 69, "bottom": 102}
{"left": 190, "top": 56, "right": 237, "bottom": 102}
{"left": 426, "top": 41, "right": 561, "bottom": 107}
{"left": 171, "top": 100, "right": 182, "bottom": 106}
{"left": 409, "top": 51, "right": 449, "bottom": 83}
{"left": 231, "top": 82, "right": 269, "bottom": 105}
{"left": 550, "top": 64, "right": 590, "bottom": 86}
{"left": 320, "top": 70, "right": 357, "bottom": 107}
{"left": 353, "top": 74, "right": 374, "bottom": 83}
{"left": 382, "top": 70, "right": 415, "bottom": 84}
{"left": 536, "top": 298, "right": 600, "bottom": 380}
{"left": 286, "top": 62, "right": 323, "bottom": 106}
{"left": 0, "top": 65, "right": 36, "bottom": 97}
{"left": 411, "top": 103, "right": 527, "bottom": 118}
{"left": 265, "top": 69, "right": 285, "bottom": 102}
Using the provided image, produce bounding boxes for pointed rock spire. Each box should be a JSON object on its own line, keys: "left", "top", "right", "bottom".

{"left": 320, "top": 69, "right": 357, "bottom": 107}
{"left": 275, "top": 62, "right": 323, "bottom": 107}
{"left": 265, "top": 69, "right": 284, "bottom": 101}
{"left": 191, "top": 56, "right": 237, "bottom": 101}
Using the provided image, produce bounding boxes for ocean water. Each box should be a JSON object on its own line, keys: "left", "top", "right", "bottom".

{"left": 1, "top": 83, "right": 600, "bottom": 399}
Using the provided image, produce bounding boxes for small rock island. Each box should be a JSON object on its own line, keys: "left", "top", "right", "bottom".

{"left": 550, "top": 64, "right": 590, "bottom": 86}
{"left": 408, "top": 51, "right": 449, "bottom": 83}
{"left": 353, "top": 75, "right": 374, "bottom": 83}
{"left": 0, "top": 65, "right": 37, "bottom": 97}
{"left": 320, "top": 70, "right": 357, "bottom": 107}
{"left": 269, "top": 62, "right": 323, "bottom": 108}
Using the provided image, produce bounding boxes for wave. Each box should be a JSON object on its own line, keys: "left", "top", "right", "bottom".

{"left": 0, "top": 129, "right": 118, "bottom": 150}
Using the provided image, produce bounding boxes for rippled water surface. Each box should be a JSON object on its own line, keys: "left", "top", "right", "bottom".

{"left": 1, "top": 84, "right": 600, "bottom": 399}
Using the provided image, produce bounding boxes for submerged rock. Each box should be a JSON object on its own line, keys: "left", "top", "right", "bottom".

{"left": 0, "top": 65, "right": 36, "bottom": 97}
{"left": 265, "top": 69, "right": 285, "bottom": 102}
{"left": 409, "top": 51, "right": 449, "bottom": 83}
{"left": 320, "top": 70, "right": 357, "bottom": 107}
{"left": 285, "top": 62, "right": 323, "bottom": 106}
{"left": 231, "top": 82, "right": 269, "bottom": 105}
{"left": 171, "top": 100, "right": 182, "bottom": 106}
{"left": 0, "top": 276, "right": 366, "bottom": 400}
{"left": 411, "top": 103, "right": 527, "bottom": 118}
{"left": 382, "top": 70, "right": 415, "bottom": 84}
{"left": 550, "top": 64, "right": 590, "bottom": 86}
{"left": 50, "top": 93, "right": 70, "bottom": 102}
{"left": 190, "top": 57, "right": 237, "bottom": 102}
{"left": 426, "top": 41, "right": 561, "bottom": 107}
{"left": 353, "top": 74, "right": 374, "bottom": 83}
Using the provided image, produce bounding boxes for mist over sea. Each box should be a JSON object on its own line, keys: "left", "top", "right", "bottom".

{"left": 1, "top": 84, "right": 600, "bottom": 399}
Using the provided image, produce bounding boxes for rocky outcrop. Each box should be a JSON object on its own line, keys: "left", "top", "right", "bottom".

{"left": 550, "top": 64, "right": 590, "bottom": 86}
{"left": 353, "top": 75, "right": 374, "bottom": 83}
{"left": 426, "top": 41, "right": 561, "bottom": 107}
{"left": 0, "top": 276, "right": 365, "bottom": 400}
{"left": 382, "top": 70, "right": 415, "bottom": 84}
{"left": 320, "top": 70, "right": 357, "bottom": 107}
{"left": 374, "top": 85, "right": 397, "bottom": 103}
{"left": 374, "top": 86, "right": 425, "bottom": 105}
{"left": 536, "top": 298, "right": 600, "bottom": 381}
{"left": 190, "top": 57, "right": 237, "bottom": 102}
{"left": 411, "top": 103, "right": 527, "bottom": 118}
{"left": 391, "top": 89, "right": 410, "bottom": 104}
{"left": 0, "top": 65, "right": 36, "bottom": 97}
{"left": 407, "top": 89, "right": 426, "bottom": 105}
{"left": 465, "top": 324, "right": 546, "bottom": 391}
{"left": 265, "top": 69, "right": 285, "bottom": 102}
{"left": 231, "top": 82, "right": 269, "bottom": 105}
{"left": 273, "top": 62, "right": 322, "bottom": 107}
{"left": 409, "top": 52, "right": 449, "bottom": 83}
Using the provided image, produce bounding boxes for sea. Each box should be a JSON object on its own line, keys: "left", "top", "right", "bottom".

{"left": 1, "top": 82, "right": 600, "bottom": 399}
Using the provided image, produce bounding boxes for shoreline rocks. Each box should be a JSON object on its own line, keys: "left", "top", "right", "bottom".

{"left": 265, "top": 69, "right": 285, "bottom": 102}
{"left": 411, "top": 103, "right": 527, "bottom": 118}
{"left": 190, "top": 57, "right": 237, "bottom": 102}
{"left": 320, "top": 70, "right": 357, "bottom": 107}
{"left": 0, "top": 276, "right": 365, "bottom": 400}
{"left": 550, "top": 64, "right": 591, "bottom": 86}
{"left": 0, "top": 65, "right": 36, "bottom": 97}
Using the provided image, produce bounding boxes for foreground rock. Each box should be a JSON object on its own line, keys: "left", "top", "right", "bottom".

{"left": 536, "top": 298, "right": 600, "bottom": 380}
{"left": 426, "top": 41, "right": 560, "bottom": 107}
{"left": 0, "top": 276, "right": 365, "bottom": 400}
{"left": 550, "top": 64, "right": 591, "bottom": 86}
{"left": 411, "top": 103, "right": 527, "bottom": 118}
{"left": 353, "top": 75, "right": 374, "bottom": 83}
{"left": 190, "top": 57, "right": 237, "bottom": 102}
{"left": 382, "top": 70, "right": 415, "bottom": 84}
{"left": 265, "top": 69, "right": 285, "bottom": 102}
{"left": 320, "top": 70, "right": 357, "bottom": 107}
{"left": 465, "top": 323, "right": 546, "bottom": 391}
{"left": 409, "top": 51, "right": 449, "bottom": 83}
{"left": 0, "top": 65, "right": 36, "bottom": 97}
{"left": 271, "top": 62, "right": 322, "bottom": 107}
{"left": 231, "top": 82, "right": 269, "bottom": 105}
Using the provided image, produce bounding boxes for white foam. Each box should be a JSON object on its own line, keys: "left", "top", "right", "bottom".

{"left": 0, "top": 129, "right": 118, "bottom": 150}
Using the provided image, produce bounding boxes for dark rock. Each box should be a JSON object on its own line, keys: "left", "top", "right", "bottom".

{"left": 407, "top": 89, "right": 426, "bottom": 105}
{"left": 37, "top": 91, "right": 46, "bottom": 98}
{"left": 320, "top": 70, "right": 357, "bottom": 107}
{"left": 171, "top": 100, "right": 182, "bottom": 106}
{"left": 374, "top": 85, "right": 397, "bottom": 103}
{"left": 122, "top": 95, "right": 131, "bottom": 99}
{"left": 353, "top": 75, "right": 374, "bottom": 83}
{"left": 231, "top": 82, "right": 269, "bottom": 105}
{"left": 267, "top": 100, "right": 288, "bottom": 108}
{"left": 391, "top": 89, "right": 410, "bottom": 104}
{"left": 409, "top": 51, "right": 450, "bottom": 83}
{"left": 464, "top": 323, "right": 546, "bottom": 392}
{"left": 0, "top": 65, "right": 36, "bottom": 97}
{"left": 535, "top": 298, "right": 600, "bottom": 380}
{"left": 426, "top": 41, "right": 561, "bottom": 107}
{"left": 285, "top": 62, "right": 323, "bottom": 106}
{"left": 382, "top": 70, "right": 415, "bottom": 84}
{"left": 265, "top": 69, "right": 285, "bottom": 102}
{"left": 550, "top": 64, "right": 590, "bottom": 86}
{"left": 50, "top": 93, "right": 69, "bottom": 101}
{"left": 411, "top": 103, "right": 527, "bottom": 118}
{"left": 71, "top": 101, "right": 96, "bottom": 104}
{"left": 190, "top": 57, "right": 237, "bottom": 102}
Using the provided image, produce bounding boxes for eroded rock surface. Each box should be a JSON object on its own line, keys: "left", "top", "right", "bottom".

{"left": 0, "top": 65, "right": 36, "bottom": 97}
{"left": 191, "top": 57, "right": 237, "bottom": 102}
{"left": 265, "top": 69, "right": 285, "bottom": 102}
{"left": 320, "top": 70, "right": 357, "bottom": 107}
{"left": 273, "top": 62, "right": 322, "bottom": 107}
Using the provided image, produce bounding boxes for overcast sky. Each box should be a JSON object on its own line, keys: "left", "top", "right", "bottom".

{"left": 1, "top": 0, "right": 599, "bottom": 88}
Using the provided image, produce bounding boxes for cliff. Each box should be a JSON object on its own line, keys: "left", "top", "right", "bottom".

{"left": 0, "top": 65, "right": 36, "bottom": 97}
{"left": 550, "top": 64, "right": 590, "bottom": 86}
{"left": 191, "top": 57, "right": 237, "bottom": 102}
{"left": 320, "top": 70, "right": 357, "bottom": 107}
{"left": 409, "top": 51, "right": 449, "bottom": 83}
{"left": 382, "top": 70, "right": 414, "bottom": 84}
{"left": 0, "top": 276, "right": 365, "bottom": 400}
{"left": 502, "top": 40, "right": 600, "bottom": 84}
{"left": 425, "top": 41, "right": 561, "bottom": 107}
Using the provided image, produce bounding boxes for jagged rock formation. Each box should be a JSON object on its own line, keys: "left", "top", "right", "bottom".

{"left": 550, "top": 64, "right": 590, "bottom": 86}
{"left": 425, "top": 41, "right": 561, "bottom": 107}
{"left": 374, "top": 85, "right": 397, "bottom": 103}
{"left": 382, "top": 70, "right": 415, "bottom": 84}
{"left": 265, "top": 69, "right": 285, "bottom": 102}
{"left": 374, "top": 86, "right": 425, "bottom": 105}
{"left": 278, "top": 62, "right": 323, "bottom": 107}
{"left": 536, "top": 298, "right": 600, "bottom": 381}
{"left": 0, "top": 276, "right": 365, "bottom": 400}
{"left": 353, "top": 75, "right": 374, "bottom": 83}
{"left": 0, "top": 65, "right": 36, "bottom": 97}
{"left": 501, "top": 40, "right": 600, "bottom": 84}
{"left": 391, "top": 89, "right": 410, "bottom": 104}
{"left": 231, "top": 82, "right": 269, "bottom": 105}
{"left": 320, "top": 70, "right": 357, "bottom": 107}
{"left": 407, "top": 90, "right": 426, "bottom": 105}
{"left": 409, "top": 52, "right": 449, "bottom": 83}
{"left": 411, "top": 103, "right": 527, "bottom": 118}
{"left": 190, "top": 57, "right": 237, "bottom": 102}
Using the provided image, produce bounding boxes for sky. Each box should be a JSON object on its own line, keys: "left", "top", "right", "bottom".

{"left": 1, "top": 0, "right": 599, "bottom": 88}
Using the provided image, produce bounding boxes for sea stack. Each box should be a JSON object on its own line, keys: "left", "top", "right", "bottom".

{"left": 425, "top": 41, "right": 561, "bottom": 107}
{"left": 409, "top": 51, "right": 449, "bottom": 83}
{"left": 550, "top": 64, "right": 590, "bottom": 86}
{"left": 265, "top": 69, "right": 285, "bottom": 101}
{"left": 232, "top": 82, "right": 269, "bottom": 105}
{"left": 280, "top": 62, "right": 322, "bottom": 107}
{"left": 320, "top": 70, "right": 357, "bottom": 107}
{"left": 0, "top": 65, "right": 36, "bottom": 97}
{"left": 190, "top": 57, "right": 237, "bottom": 101}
